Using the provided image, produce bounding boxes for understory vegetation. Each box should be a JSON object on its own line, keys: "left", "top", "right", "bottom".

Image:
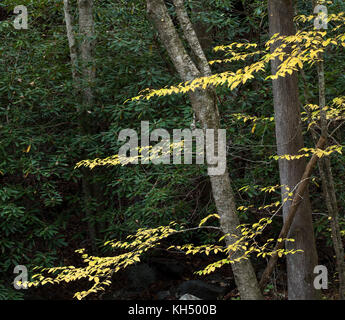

{"left": 0, "top": 0, "right": 345, "bottom": 300}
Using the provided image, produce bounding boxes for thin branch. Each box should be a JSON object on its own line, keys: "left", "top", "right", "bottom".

{"left": 259, "top": 136, "right": 326, "bottom": 290}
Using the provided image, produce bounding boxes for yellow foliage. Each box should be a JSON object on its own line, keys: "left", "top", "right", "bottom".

{"left": 26, "top": 214, "right": 302, "bottom": 299}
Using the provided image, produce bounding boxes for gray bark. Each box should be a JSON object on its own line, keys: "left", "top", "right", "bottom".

{"left": 147, "top": 0, "right": 263, "bottom": 299}
{"left": 311, "top": 0, "right": 345, "bottom": 300}
{"left": 63, "top": 0, "right": 79, "bottom": 86}
{"left": 78, "top": 0, "right": 97, "bottom": 252}
{"left": 316, "top": 55, "right": 345, "bottom": 300}
{"left": 64, "top": 0, "right": 97, "bottom": 252}
{"left": 173, "top": 0, "right": 211, "bottom": 76}
{"left": 190, "top": 1, "right": 213, "bottom": 51}
{"left": 78, "top": 0, "right": 95, "bottom": 111}
{"left": 268, "top": 0, "right": 320, "bottom": 300}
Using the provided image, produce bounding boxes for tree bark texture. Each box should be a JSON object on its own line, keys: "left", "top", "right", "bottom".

{"left": 268, "top": 0, "right": 320, "bottom": 300}
{"left": 147, "top": 0, "right": 263, "bottom": 299}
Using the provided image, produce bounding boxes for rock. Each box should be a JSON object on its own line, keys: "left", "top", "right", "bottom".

{"left": 126, "top": 263, "right": 157, "bottom": 292}
{"left": 179, "top": 294, "right": 202, "bottom": 300}
{"left": 109, "top": 289, "right": 127, "bottom": 300}
{"left": 150, "top": 257, "right": 185, "bottom": 279}
{"left": 156, "top": 290, "right": 171, "bottom": 300}
{"left": 177, "top": 280, "right": 226, "bottom": 300}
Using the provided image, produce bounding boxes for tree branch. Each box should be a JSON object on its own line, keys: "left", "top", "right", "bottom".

{"left": 173, "top": 0, "right": 211, "bottom": 76}
{"left": 259, "top": 136, "right": 326, "bottom": 290}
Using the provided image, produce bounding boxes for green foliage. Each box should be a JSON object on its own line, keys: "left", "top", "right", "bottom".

{"left": 0, "top": 0, "right": 345, "bottom": 300}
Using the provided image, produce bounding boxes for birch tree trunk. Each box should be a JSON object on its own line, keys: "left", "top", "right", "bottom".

{"left": 147, "top": 0, "right": 263, "bottom": 300}
{"left": 268, "top": 0, "right": 320, "bottom": 300}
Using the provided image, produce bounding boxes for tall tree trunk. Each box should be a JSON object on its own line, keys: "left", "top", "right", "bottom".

{"left": 63, "top": 0, "right": 79, "bottom": 87}
{"left": 78, "top": 0, "right": 97, "bottom": 253}
{"left": 308, "top": 0, "right": 345, "bottom": 300}
{"left": 64, "top": 0, "right": 97, "bottom": 252}
{"left": 316, "top": 51, "right": 345, "bottom": 300}
{"left": 268, "top": 0, "right": 320, "bottom": 300}
{"left": 78, "top": 0, "right": 95, "bottom": 115}
{"left": 147, "top": 0, "right": 263, "bottom": 300}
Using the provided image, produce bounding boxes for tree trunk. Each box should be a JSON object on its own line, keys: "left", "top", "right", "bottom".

{"left": 63, "top": 0, "right": 79, "bottom": 87}
{"left": 78, "top": 0, "right": 97, "bottom": 253}
{"left": 308, "top": 0, "right": 345, "bottom": 299}
{"left": 259, "top": 136, "right": 326, "bottom": 291}
{"left": 190, "top": 0, "right": 213, "bottom": 51}
{"left": 147, "top": 0, "right": 263, "bottom": 300}
{"left": 316, "top": 52, "right": 345, "bottom": 300}
{"left": 78, "top": 0, "right": 95, "bottom": 114}
{"left": 268, "top": 0, "right": 320, "bottom": 300}
{"left": 64, "top": 0, "right": 97, "bottom": 252}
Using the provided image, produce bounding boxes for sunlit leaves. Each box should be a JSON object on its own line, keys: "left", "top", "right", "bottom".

{"left": 130, "top": 26, "right": 345, "bottom": 103}
{"left": 26, "top": 216, "right": 302, "bottom": 298}
{"left": 271, "top": 144, "right": 343, "bottom": 161}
